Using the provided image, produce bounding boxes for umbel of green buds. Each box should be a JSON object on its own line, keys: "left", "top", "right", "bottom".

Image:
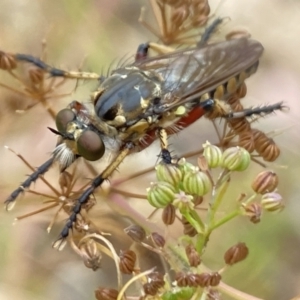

{"left": 182, "top": 166, "right": 211, "bottom": 196}
{"left": 222, "top": 146, "right": 250, "bottom": 171}
{"left": 203, "top": 141, "right": 223, "bottom": 168}
{"left": 147, "top": 182, "right": 176, "bottom": 208}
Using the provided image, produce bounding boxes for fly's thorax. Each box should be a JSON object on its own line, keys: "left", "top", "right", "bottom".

{"left": 93, "top": 67, "right": 163, "bottom": 128}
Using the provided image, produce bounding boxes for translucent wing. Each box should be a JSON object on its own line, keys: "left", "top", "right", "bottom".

{"left": 134, "top": 38, "right": 263, "bottom": 112}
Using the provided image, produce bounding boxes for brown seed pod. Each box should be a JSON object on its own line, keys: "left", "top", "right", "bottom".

{"left": 195, "top": 272, "right": 211, "bottom": 287}
{"left": 255, "top": 136, "right": 280, "bottom": 162}
{"left": 0, "top": 51, "right": 17, "bottom": 70}
{"left": 227, "top": 118, "right": 251, "bottom": 134}
{"left": 224, "top": 242, "right": 249, "bottom": 265}
{"left": 209, "top": 272, "right": 222, "bottom": 286}
{"left": 95, "top": 287, "right": 119, "bottom": 300}
{"left": 150, "top": 232, "right": 166, "bottom": 248}
{"left": 175, "top": 272, "right": 198, "bottom": 287}
{"left": 238, "top": 131, "right": 255, "bottom": 153}
{"left": 119, "top": 249, "right": 136, "bottom": 274}
{"left": 242, "top": 202, "right": 262, "bottom": 224}
{"left": 124, "top": 224, "right": 146, "bottom": 242}
{"left": 171, "top": 6, "right": 190, "bottom": 26}
{"left": 230, "top": 100, "right": 244, "bottom": 112}
{"left": 143, "top": 282, "right": 158, "bottom": 296}
{"left": 251, "top": 171, "right": 279, "bottom": 194}
{"left": 148, "top": 271, "right": 165, "bottom": 289}
{"left": 193, "top": 195, "right": 203, "bottom": 206}
{"left": 79, "top": 239, "right": 102, "bottom": 271}
{"left": 162, "top": 204, "right": 176, "bottom": 225}
{"left": 182, "top": 217, "right": 197, "bottom": 237}
{"left": 175, "top": 272, "right": 189, "bottom": 287}
{"left": 185, "top": 244, "right": 201, "bottom": 267}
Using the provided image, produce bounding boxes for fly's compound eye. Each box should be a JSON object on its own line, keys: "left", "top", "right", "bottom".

{"left": 56, "top": 109, "right": 76, "bottom": 133}
{"left": 77, "top": 130, "right": 105, "bottom": 161}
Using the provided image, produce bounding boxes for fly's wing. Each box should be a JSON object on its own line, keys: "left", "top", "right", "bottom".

{"left": 135, "top": 38, "right": 263, "bottom": 112}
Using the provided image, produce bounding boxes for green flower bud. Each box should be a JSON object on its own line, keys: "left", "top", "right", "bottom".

{"left": 261, "top": 192, "right": 284, "bottom": 212}
{"left": 203, "top": 141, "right": 223, "bottom": 168}
{"left": 222, "top": 147, "right": 250, "bottom": 171}
{"left": 147, "top": 182, "right": 176, "bottom": 208}
{"left": 156, "top": 163, "right": 182, "bottom": 186}
{"left": 182, "top": 167, "right": 211, "bottom": 196}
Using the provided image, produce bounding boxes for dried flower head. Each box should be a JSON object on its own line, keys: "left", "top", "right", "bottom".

{"left": 80, "top": 239, "right": 102, "bottom": 271}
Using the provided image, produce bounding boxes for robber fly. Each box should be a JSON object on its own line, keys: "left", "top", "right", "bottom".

{"left": 4, "top": 37, "right": 283, "bottom": 249}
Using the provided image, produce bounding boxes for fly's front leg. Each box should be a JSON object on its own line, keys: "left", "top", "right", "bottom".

{"left": 11, "top": 53, "right": 102, "bottom": 80}
{"left": 53, "top": 141, "right": 134, "bottom": 250}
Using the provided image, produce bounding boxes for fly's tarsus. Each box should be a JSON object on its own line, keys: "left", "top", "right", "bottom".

{"left": 225, "top": 102, "right": 285, "bottom": 119}
{"left": 5, "top": 157, "right": 54, "bottom": 211}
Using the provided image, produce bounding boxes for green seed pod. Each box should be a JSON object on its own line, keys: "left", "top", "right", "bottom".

{"left": 156, "top": 163, "right": 182, "bottom": 186}
{"left": 261, "top": 192, "right": 284, "bottom": 212}
{"left": 147, "top": 182, "right": 176, "bottom": 208}
{"left": 182, "top": 167, "right": 211, "bottom": 196}
{"left": 222, "top": 147, "right": 250, "bottom": 171}
{"left": 178, "top": 158, "right": 195, "bottom": 176}
{"left": 203, "top": 141, "right": 223, "bottom": 168}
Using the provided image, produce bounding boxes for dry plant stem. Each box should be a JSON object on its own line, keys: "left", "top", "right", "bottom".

{"left": 109, "top": 187, "right": 147, "bottom": 199}
{"left": 117, "top": 268, "right": 156, "bottom": 300}
{"left": 0, "top": 82, "right": 31, "bottom": 96}
{"left": 15, "top": 203, "right": 58, "bottom": 220}
{"left": 218, "top": 281, "right": 263, "bottom": 300}
{"left": 149, "top": 0, "right": 163, "bottom": 33}
{"left": 47, "top": 202, "right": 66, "bottom": 233}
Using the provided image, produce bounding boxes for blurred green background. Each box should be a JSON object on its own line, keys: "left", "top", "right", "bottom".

{"left": 0, "top": 0, "right": 299, "bottom": 299}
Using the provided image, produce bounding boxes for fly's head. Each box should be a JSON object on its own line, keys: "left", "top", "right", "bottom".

{"left": 52, "top": 102, "right": 106, "bottom": 171}
{"left": 93, "top": 67, "right": 163, "bottom": 129}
